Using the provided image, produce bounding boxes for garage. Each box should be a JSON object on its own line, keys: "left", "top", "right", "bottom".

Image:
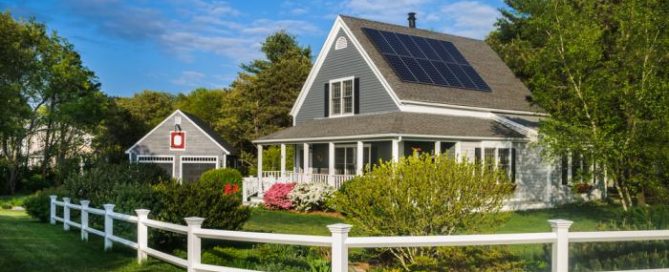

{"left": 125, "top": 110, "right": 235, "bottom": 183}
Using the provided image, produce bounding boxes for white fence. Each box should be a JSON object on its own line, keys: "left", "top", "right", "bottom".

{"left": 49, "top": 195, "right": 669, "bottom": 272}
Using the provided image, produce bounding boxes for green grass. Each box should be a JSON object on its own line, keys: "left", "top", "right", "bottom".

{"left": 0, "top": 194, "right": 28, "bottom": 209}
{"left": 242, "top": 208, "right": 346, "bottom": 235}
{"left": 0, "top": 210, "right": 181, "bottom": 272}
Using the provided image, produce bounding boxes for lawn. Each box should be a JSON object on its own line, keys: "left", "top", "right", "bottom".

{"left": 0, "top": 209, "right": 180, "bottom": 272}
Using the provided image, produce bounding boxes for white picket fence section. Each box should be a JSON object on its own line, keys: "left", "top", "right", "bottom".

{"left": 49, "top": 195, "right": 669, "bottom": 272}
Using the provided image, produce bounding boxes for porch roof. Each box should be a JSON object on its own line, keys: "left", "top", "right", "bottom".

{"left": 255, "top": 112, "right": 525, "bottom": 143}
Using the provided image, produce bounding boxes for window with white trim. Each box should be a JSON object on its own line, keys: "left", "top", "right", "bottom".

{"left": 330, "top": 77, "right": 354, "bottom": 116}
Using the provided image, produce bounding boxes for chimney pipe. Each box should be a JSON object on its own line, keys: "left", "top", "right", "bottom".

{"left": 408, "top": 12, "right": 416, "bottom": 28}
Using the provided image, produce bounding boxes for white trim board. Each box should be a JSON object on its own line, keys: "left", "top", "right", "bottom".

{"left": 289, "top": 16, "right": 402, "bottom": 122}
{"left": 179, "top": 155, "right": 219, "bottom": 181}
{"left": 254, "top": 133, "right": 528, "bottom": 144}
{"left": 136, "top": 155, "right": 176, "bottom": 178}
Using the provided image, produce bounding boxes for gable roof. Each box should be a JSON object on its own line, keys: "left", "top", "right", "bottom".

{"left": 340, "top": 15, "right": 540, "bottom": 113}
{"left": 125, "top": 109, "right": 235, "bottom": 155}
{"left": 255, "top": 112, "right": 524, "bottom": 143}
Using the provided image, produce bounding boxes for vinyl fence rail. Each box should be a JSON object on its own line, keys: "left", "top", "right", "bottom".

{"left": 49, "top": 195, "right": 669, "bottom": 272}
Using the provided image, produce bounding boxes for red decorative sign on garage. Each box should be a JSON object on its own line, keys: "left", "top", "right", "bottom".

{"left": 170, "top": 131, "right": 185, "bottom": 149}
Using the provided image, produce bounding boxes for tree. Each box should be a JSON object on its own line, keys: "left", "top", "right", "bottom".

{"left": 175, "top": 88, "right": 227, "bottom": 128}
{"left": 487, "top": 0, "right": 669, "bottom": 209}
{"left": 0, "top": 12, "right": 106, "bottom": 192}
{"left": 329, "top": 154, "right": 514, "bottom": 270}
{"left": 115, "top": 90, "right": 175, "bottom": 132}
{"left": 218, "top": 31, "right": 312, "bottom": 171}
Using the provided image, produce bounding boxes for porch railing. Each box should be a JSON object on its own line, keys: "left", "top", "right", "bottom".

{"left": 243, "top": 171, "right": 355, "bottom": 202}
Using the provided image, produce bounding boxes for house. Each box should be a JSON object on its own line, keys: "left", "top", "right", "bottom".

{"left": 248, "top": 14, "right": 602, "bottom": 209}
{"left": 125, "top": 110, "right": 235, "bottom": 183}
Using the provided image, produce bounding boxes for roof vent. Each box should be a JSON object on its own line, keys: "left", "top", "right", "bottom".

{"left": 408, "top": 12, "right": 416, "bottom": 28}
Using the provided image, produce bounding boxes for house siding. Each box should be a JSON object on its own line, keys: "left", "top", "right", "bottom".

{"left": 295, "top": 29, "right": 398, "bottom": 124}
{"left": 129, "top": 111, "right": 226, "bottom": 179}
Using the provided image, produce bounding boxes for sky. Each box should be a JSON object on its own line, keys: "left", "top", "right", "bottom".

{"left": 1, "top": 0, "right": 506, "bottom": 97}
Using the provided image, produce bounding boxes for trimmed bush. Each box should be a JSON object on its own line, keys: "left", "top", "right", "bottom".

{"left": 24, "top": 186, "right": 67, "bottom": 222}
{"left": 199, "top": 168, "right": 243, "bottom": 198}
{"left": 288, "top": 183, "right": 334, "bottom": 212}
{"left": 263, "top": 183, "right": 295, "bottom": 210}
{"left": 153, "top": 181, "right": 251, "bottom": 230}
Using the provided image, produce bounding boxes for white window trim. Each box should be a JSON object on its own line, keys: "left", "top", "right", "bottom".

{"left": 477, "top": 142, "right": 516, "bottom": 182}
{"left": 136, "top": 155, "right": 176, "bottom": 178}
{"left": 334, "top": 144, "right": 371, "bottom": 175}
{"left": 329, "top": 76, "right": 355, "bottom": 118}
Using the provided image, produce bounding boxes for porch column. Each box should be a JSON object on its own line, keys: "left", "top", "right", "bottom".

{"left": 434, "top": 141, "right": 441, "bottom": 156}
{"left": 280, "top": 144, "right": 286, "bottom": 178}
{"left": 356, "top": 141, "right": 364, "bottom": 175}
{"left": 391, "top": 139, "right": 400, "bottom": 162}
{"left": 303, "top": 143, "right": 310, "bottom": 174}
{"left": 328, "top": 142, "right": 335, "bottom": 176}
{"left": 257, "top": 144, "right": 263, "bottom": 184}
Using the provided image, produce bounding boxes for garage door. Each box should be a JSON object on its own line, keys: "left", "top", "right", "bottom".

{"left": 181, "top": 156, "right": 218, "bottom": 183}
{"left": 136, "top": 156, "right": 174, "bottom": 177}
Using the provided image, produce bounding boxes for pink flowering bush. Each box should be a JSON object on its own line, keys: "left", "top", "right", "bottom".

{"left": 263, "top": 183, "right": 296, "bottom": 210}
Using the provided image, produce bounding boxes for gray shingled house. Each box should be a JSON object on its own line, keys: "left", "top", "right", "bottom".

{"left": 248, "top": 14, "right": 601, "bottom": 209}
{"left": 126, "top": 110, "right": 235, "bottom": 183}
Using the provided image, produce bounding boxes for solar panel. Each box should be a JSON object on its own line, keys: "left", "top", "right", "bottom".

{"left": 362, "top": 27, "right": 490, "bottom": 91}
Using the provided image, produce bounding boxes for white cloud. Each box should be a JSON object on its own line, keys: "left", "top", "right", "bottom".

{"left": 440, "top": 1, "right": 499, "bottom": 39}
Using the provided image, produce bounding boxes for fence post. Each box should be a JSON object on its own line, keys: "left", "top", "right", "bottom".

{"left": 549, "top": 219, "right": 573, "bottom": 272}
{"left": 185, "top": 217, "right": 205, "bottom": 272}
{"left": 135, "top": 209, "right": 150, "bottom": 264}
{"left": 328, "top": 223, "right": 352, "bottom": 272}
{"left": 63, "top": 197, "right": 71, "bottom": 231}
{"left": 49, "top": 195, "right": 57, "bottom": 224}
{"left": 80, "top": 200, "right": 90, "bottom": 241}
{"left": 103, "top": 204, "right": 115, "bottom": 251}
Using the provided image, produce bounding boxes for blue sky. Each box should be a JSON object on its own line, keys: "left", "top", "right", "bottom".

{"left": 2, "top": 0, "right": 506, "bottom": 97}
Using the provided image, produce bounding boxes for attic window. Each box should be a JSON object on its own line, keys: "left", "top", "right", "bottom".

{"left": 335, "top": 36, "right": 348, "bottom": 50}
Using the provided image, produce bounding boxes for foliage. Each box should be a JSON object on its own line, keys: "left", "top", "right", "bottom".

{"left": 23, "top": 187, "right": 66, "bottom": 222}
{"left": 263, "top": 183, "right": 296, "bottom": 210}
{"left": 0, "top": 194, "right": 27, "bottom": 209}
{"left": 0, "top": 11, "right": 107, "bottom": 193}
{"left": 329, "top": 154, "right": 514, "bottom": 270}
{"left": 289, "top": 183, "right": 335, "bottom": 212}
{"left": 217, "top": 31, "right": 311, "bottom": 172}
{"left": 199, "top": 168, "right": 243, "bottom": 191}
{"left": 572, "top": 183, "right": 594, "bottom": 194}
{"left": 403, "top": 247, "right": 526, "bottom": 272}
{"left": 202, "top": 244, "right": 329, "bottom": 272}
{"left": 487, "top": 0, "right": 669, "bottom": 209}
{"left": 569, "top": 205, "right": 669, "bottom": 271}
{"left": 174, "top": 88, "right": 227, "bottom": 128}
{"left": 60, "top": 163, "right": 169, "bottom": 214}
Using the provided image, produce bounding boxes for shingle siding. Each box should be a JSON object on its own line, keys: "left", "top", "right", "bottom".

{"left": 295, "top": 29, "right": 398, "bottom": 124}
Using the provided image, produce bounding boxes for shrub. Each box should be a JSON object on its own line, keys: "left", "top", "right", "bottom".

{"left": 24, "top": 187, "right": 67, "bottom": 222}
{"left": 288, "top": 183, "right": 335, "bottom": 211}
{"left": 199, "top": 168, "right": 243, "bottom": 198}
{"left": 20, "top": 173, "right": 51, "bottom": 193}
{"left": 329, "top": 154, "right": 514, "bottom": 270}
{"left": 263, "top": 183, "right": 295, "bottom": 210}
{"left": 153, "top": 181, "right": 251, "bottom": 230}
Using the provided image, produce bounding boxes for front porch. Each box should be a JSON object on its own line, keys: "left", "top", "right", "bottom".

{"left": 243, "top": 139, "right": 460, "bottom": 202}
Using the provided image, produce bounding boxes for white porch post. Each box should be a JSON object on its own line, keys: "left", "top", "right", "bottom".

{"left": 328, "top": 142, "right": 335, "bottom": 186}
{"left": 434, "top": 141, "right": 442, "bottom": 156}
{"left": 356, "top": 141, "right": 364, "bottom": 175}
{"left": 257, "top": 144, "right": 263, "bottom": 197}
{"left": 303, "top": 143, "right": 310, "bottom": 174}
{"left": 391, "top": 139, "right": 400, "bottom": 162}
{"left": 280, "top": 144, "right": 286, "bottom": 178}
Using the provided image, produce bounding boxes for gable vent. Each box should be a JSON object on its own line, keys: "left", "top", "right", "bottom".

{"left": 335, "top": 36, "right": 348, "bottom": 50}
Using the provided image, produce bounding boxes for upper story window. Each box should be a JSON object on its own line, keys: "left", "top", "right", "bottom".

{"left": 330, "top": 77, "right": 354, "bottom": 116}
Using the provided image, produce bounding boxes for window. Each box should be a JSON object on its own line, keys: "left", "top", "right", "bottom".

{"left": 484, "top": 148, "right": 496, "bottom": 171}
{"left": 329, "top": 77, "right": 354, "bottom": 116}
{"left": 335, "top": 36, "right": 348, "bottom": 50}
{"left": 476, "top": 147, "right": 516, "bottom": 182}
{"left": 561, "top": 154, "right": 569, "bottom": 185}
